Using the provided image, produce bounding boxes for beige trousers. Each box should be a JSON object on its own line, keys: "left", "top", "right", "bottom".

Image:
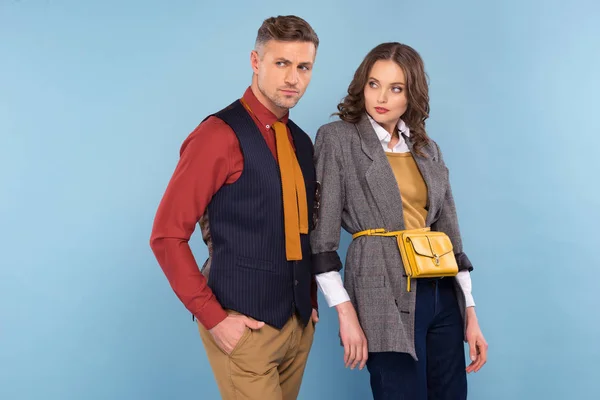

{"left": 198, "top": 311, "right": 315, "bottom": 400}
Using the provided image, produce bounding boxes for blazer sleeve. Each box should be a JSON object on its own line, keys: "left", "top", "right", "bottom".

{"left": 431, "top": 142, "right": 474, "bottom": 272}
{"left": 310, "top": 125, "right": 345, "bottom": 274}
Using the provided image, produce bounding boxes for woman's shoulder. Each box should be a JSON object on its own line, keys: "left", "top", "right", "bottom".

{"left": 419, "top": 136, "right": 444, "bottom": 162}
{"left": 316, "top": 118, "right": 357, "bottom": 140}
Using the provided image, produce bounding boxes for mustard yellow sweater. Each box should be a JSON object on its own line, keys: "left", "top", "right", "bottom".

{"left": 385, "top": 152, "right": 428, "bottom": 230}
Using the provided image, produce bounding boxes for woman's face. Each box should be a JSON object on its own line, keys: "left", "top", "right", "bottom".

{"left": 363, "top": 60, "right": 408, "bottom": 132}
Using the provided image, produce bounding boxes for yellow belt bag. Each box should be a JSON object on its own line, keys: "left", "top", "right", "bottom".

{"left": 352, "top": 227, "right": 458, "bottom": 291}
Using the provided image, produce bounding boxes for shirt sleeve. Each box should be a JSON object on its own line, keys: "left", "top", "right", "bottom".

{"left": 455, "top": 270, "right": 475, "bottom": 307}
{"left": 149, "top": 117, "right": 239, "bottom": 329}
{"left": 315, "top": 271, "right": 351, "bottom": 307}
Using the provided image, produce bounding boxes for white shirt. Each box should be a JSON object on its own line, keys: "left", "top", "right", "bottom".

{"left": 314, "top": 116, "right": 475, "bottom": 308}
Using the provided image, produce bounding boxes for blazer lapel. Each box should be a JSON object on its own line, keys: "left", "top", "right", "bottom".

{"left": 405, "top": 136, "right": 446, "bottom": 226}
{"left": 355, "top": 114, "right": 406, "bottom": 231}
{"left": 357, "top": 113, "right": 446, "bottom": 229}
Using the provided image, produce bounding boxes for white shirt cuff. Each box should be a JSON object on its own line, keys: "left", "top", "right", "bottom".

{"left": 315, "top": 270, "right": 475, "bottom": 308}
{"left": 315, "top": 271, "right": 350, "bottom": 307}
{"left": 455, "top": 269, "right": 475, "bottom": 307}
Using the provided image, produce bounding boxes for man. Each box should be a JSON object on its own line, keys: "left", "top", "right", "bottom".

{"left": 150, "top": 15, "right": 320, "bottom": 400}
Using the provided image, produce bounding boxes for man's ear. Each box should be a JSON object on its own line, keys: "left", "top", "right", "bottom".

{"left": 250, "top": 50, "right": 260, "bottom": 74}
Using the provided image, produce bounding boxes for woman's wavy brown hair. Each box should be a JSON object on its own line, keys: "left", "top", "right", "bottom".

{"left": 335, "top": 42, "right": 431, "bottom": 155}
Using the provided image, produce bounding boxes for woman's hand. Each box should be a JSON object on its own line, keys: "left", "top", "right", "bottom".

{"left": 465, "top": 307, "right": 488, "bottom": 373}
{"left": 336, "top": 301, "right": 369, "bottom": 370}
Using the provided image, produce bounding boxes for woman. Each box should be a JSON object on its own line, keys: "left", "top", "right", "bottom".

{"left": 310, "top": 42, "right": 488, "bottom": 399}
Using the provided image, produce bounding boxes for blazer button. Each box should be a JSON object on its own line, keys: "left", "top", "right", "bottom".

{"left": 294, "top": 280, "right": 299, "bottom": 286}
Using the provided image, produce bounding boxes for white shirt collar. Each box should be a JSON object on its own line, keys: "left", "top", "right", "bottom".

{"left": 366, "top": 113, "right": 411, "bottom": 153}
{"left": 367, "top": 113, "right": 410, "bottom": 139}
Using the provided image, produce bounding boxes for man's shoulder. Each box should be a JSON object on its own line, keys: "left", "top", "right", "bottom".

{"left": 193, "top": 115, "right": 233, "bottom": 136}
{"left": 180, "top": 115, "right": 236, "bottom": 154}
{"left": 211, "top": 99, "right": 243, "bottom": 119}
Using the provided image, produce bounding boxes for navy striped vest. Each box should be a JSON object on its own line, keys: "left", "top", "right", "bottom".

{"left": 205, "top": 100, "right": 315, "bottom": 329}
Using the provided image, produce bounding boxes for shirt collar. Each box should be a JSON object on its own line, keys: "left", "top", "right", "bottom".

{"left": 241, "top": 86, "right": 289, "bottom": 128}
{"left": 366, "top": 113, "right": 411, "bottom": 142}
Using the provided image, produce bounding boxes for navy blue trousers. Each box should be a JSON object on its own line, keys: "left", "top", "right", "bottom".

{"left": 366, "top": 278, "right": 467, "bottom": 400}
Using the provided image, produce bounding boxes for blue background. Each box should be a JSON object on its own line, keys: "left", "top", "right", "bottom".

{"left": 1, "top": 1, "right": 599, "bottom": 399}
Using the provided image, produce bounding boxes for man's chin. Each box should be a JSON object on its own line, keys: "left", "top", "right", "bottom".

{"left": 274, "top": 99, "right": 299, "bottom": 110}
{"left": 283, "top": 96, "right": 301, "bottom": 107}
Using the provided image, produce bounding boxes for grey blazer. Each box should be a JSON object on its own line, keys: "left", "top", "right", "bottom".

{"left": 310, "top": 114, "right": 473, "bottom": 359}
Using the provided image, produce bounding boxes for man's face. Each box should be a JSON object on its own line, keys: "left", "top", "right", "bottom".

{"left": 251, "top": 40, "right": 316, "bottom": 114}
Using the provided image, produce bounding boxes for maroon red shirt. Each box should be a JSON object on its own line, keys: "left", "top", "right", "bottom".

{"left": 150, "top": 87, "right": 318, "bottom": 329}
